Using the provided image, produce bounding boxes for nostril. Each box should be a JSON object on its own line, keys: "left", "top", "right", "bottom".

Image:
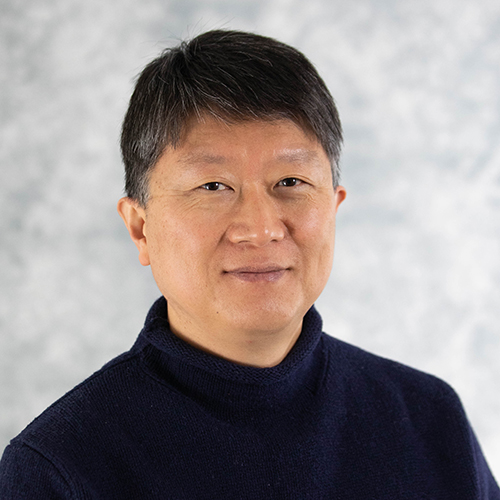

{"left": 226, "top": 219, "right": 285, "bottom": 246}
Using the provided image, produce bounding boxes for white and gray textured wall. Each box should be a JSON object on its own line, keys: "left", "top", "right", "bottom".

{"left": 1, "top": 0, "right": 500, "bottom": 478}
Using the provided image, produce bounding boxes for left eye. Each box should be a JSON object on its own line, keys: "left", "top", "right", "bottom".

{"left": 200, "top": 182, "right": 228, "bottom": 191}
{"left": 277, "top": 178, "right": 302, "bottom": 187}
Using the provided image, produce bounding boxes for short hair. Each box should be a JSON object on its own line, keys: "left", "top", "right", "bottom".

{"left": 121, "top": 29, "right": 343, "bottom": 206}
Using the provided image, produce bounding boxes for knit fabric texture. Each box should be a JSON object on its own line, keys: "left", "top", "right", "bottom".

{"left": 1, "top": 297, "right": 499, "bottom": 499}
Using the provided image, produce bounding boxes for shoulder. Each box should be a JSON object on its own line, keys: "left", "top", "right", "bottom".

{"left": 0, "top": 441, "right": 78, "bottom": 499}
{"left": 320, "top": 332, "right": 466, "bottom": 421}
{"left": 0, "top": 350, "right": 144, "bottom": 498}
{"left": 318, "top": 334, "right": 500, "bottom": 497}
{"left": 5, "top": 349, "right": 145, "bottom": 461}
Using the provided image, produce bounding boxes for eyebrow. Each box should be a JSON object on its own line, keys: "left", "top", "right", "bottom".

{"left": 177, "top": 152, "right": 227, "bottom": 166}
{"left": 178, "top": 149, "right": 321, "bottom": 167}
{"left": 274, "top": 149, "right": 321, "bottom": 164}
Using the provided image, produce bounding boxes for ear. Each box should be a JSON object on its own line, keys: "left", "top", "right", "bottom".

{"left": 334, "top": 186, "right": 347, "bottom": 211}
{"left": 117, "top": 197, "right": 150, "bottom": 266}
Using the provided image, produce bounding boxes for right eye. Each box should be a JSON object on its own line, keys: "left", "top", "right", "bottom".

{"left": 200, "top": 182, "right": 229, "bottom": 191}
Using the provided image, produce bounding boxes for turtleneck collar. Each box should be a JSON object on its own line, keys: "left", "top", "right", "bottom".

{"left": 133, "top": 297, "right": 327, "bottom": 414}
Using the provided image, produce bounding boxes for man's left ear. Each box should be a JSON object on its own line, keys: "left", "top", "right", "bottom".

{"left": 117, "top": 197, "right": 151, "bottom": 267}
{"left": 334, "top": 186, "right": 347, "bottom": 211}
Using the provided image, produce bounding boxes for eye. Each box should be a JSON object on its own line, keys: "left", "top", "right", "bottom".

{"left": 200, "top": 182, "right": 229, "bottom": 191}
{"left": 277, "top": 177, "right": 303, "bottom": 187}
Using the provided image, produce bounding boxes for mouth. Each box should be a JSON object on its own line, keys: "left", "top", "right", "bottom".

{"left": 224, "top": 265, "right": 290, "bottom": 283}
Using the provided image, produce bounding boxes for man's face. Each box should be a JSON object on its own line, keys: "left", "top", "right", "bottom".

{"left": 121, "top": 117, "right": 345, "bottom": 347}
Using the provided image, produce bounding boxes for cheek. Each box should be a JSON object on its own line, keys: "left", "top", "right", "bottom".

{"left": 292, "top": 200, "right": 336, "bottom": 248}
{"left": 293, "top": 203, "right": 336, "bottom": 281}
{"left": 147, "top": 212, "right": 221, "bottom": 278}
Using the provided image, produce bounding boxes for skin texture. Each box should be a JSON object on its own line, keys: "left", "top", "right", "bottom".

{"left": 118, "top": 117, "right": 346, "bottom": 367}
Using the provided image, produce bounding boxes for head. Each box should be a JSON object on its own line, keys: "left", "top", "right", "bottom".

{"left": 121, "top": 29, "right": 343, "bottom": 207}
{"left": 118, "top": 30, "right": 346, "bottom": 366}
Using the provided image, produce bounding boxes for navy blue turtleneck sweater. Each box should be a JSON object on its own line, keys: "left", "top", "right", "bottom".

{"left": 1, "top": 297, "right": 499, "bottom": 499}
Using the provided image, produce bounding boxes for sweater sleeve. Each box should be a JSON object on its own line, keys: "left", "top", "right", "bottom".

{"left": 469, "top": 430, "right": 500, "bottom": 499}
{"left": 433, "top": 380, "right": 500, "bottom": 498}
{"left": 0, "top": 441, "right": 77, "bottom": 500}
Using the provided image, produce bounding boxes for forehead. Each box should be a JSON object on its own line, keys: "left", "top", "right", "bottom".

{"left": 167, "top": 116, "right": 329, "bottom": 164}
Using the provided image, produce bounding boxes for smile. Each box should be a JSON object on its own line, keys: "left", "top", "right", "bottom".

{"left": 224, "top": 266, "right": 289, "bottom": 283}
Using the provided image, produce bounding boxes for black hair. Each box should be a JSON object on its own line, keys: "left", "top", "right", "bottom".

{"left": 121, "top": 29, "right": 342, "bottom": 206}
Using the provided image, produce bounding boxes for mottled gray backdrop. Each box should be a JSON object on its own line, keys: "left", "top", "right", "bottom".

{"left": 1, "top": 0, "right": 500, "bottom": 477}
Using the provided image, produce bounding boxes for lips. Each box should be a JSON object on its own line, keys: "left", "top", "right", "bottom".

{"left": 224, "top": 265, "right": 289, "bottom": 283}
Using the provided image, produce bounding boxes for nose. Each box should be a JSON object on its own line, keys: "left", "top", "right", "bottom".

{"left": 226, "top": 187, "right": 286, "bottom": 246}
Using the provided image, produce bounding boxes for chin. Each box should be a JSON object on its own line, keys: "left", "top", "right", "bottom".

{"left": 223, "top": 298, "right": 306, "bottom": 334}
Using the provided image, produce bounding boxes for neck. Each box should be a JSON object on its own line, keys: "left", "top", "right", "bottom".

{"left": 166, "top": 306, "right": 304, "bottom": 368}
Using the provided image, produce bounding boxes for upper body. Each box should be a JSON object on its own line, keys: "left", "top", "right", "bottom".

{"left": 1, "top": 29, "right": 498, "bottom": 498}
{"left": 1, "top": 297, "right": 498, "bottom": 499}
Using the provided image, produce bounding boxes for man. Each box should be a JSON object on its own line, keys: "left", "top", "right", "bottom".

{"left": 0, "top": 29, "right": 498, "bottom": 499}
